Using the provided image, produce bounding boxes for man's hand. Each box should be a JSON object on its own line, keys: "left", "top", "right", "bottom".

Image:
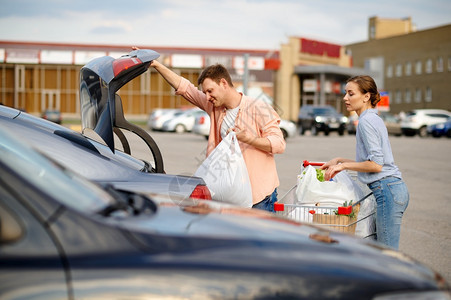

{"left": 229, "top": 125, "right": 272, "bottom": 153}
{"left": 132, "top": 46, "right": 157, "bottom": 67}
{"left": 231, "top": 126, "right": 254, "bottom": 145}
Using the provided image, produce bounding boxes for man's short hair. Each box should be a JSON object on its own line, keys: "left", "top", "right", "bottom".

{"left": 197, "top": 64, "right": 234, "bottom": 87}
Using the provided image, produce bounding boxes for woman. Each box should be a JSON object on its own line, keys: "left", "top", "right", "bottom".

{"left": 320, "top": 75, "right": 409, "bottom": 249}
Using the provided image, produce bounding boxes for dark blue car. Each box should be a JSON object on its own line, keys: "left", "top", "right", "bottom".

{"left": 0, "top": 124, "right": 449, "bottom": 299}
{"left": 427, "top": 118, "right": 451, "bottom": 138}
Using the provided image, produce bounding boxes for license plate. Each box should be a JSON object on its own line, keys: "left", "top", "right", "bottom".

{"left": 329, "top": 123, "right": 339, "bottom": 128}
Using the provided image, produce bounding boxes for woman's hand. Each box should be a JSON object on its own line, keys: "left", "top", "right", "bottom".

{"left": 320, "top": 158, "right": 340, "bottom": 170}
{"left": 323, "top": 163, "right": 345, "bottom": 181}
{"left": 320, "top": 157, "right": 345, "bottom": 181}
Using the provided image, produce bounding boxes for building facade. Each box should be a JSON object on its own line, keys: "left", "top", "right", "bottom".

{"left": 275, "top": 37, "right": 368, "bottom": 121}
{"left": 346, "top": 23, "right": 451, "bottom": 114}
{"left": 0, "top": 41, "right": 279, "bottom": 119}
{"left": 1, "top": 18, "right": 450, "bottom": 123}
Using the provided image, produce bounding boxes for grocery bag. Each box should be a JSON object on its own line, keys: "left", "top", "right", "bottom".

{"left": 295, "top": 165, "right": 357, "bottom": 206}
{"left": 194, "top": 132, "right": 252, "bottom": 207}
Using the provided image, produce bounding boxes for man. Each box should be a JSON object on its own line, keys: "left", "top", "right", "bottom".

{"left": 147, "top": 57, "right": 285, "bottom": 212}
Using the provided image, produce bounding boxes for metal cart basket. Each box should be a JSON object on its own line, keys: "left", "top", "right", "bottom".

{"left": 275, "top": 160, "right": 376, "bottom": 237}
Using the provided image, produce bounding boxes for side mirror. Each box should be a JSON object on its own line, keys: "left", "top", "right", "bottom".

{"left": 0, "top": 205, "right": 23, "bottom": 244}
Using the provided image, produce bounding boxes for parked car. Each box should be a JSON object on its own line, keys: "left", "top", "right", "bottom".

{"left": 41, "top": 108, "right": 62, "bottom": 124}
{"left": 379, "top": 112, "right": 402, "bottom": 136}
{"left": 427, "top": 118, "right": 451, "bottom": 138}
{"left": 162, "top": 107, "right": 204, "bottom": 133}
{"left": 346, "top": 113, "right": 359, "bottom": 135}
{"left": 298, "top": 105, "right": 347, "bottom": 136}
{"left": 192, "top": 110, "right": 296, "bottom": 140}
{"left": 192, "top": 110, "right": 210, "bottom": 139}
{"left": 1, "top": 128, "right": 449, "bottom": 300}
{"left": 279, "top": 119, "right": 298, "bottom": 139}
{"left": 0, "top": 49, "right": 212, "bottom": 201}
{"left": 400, "top": 109, "right": 451, "bottom": 137}
{"left": 147, "top": 108, "right": 181, "bottom": 131}
{"left": 348, "top": 112, "right": 402, "bottom": 136}
{"left": 0, "top": 105, "right": 211, "bottom": 201}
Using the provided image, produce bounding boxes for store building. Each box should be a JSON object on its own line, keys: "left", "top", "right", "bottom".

{"left": 0, "top": 41, "right": 279, "bottom": 119}
{"left": 346, "top": 19, "right": 451, "bottom": 114}
{"left": 275, "top": 37, "right": 369, "bottom": 121}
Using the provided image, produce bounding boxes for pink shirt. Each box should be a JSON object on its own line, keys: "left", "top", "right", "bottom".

{"left": 176, "top": 77, "right": 286, "bottom": 204}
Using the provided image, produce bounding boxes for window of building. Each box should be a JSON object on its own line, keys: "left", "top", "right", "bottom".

{"left": 426, "top": 59, "right": 433, "bottom": 73}
{"left": 405, "top": 62, "right": 412, "bottom": 76}
{"left": 395, "top": 63, "right": 402, "bottom": 77}
{"left": 415, "top": 61, "right": 422, "bottom": 74}
{"left": 386, "top": 65, "right": 393, "bottom": 78}
{"left": 405, "top": 89, "right": 411, "bottom": 103}
{"left": 395, "top": 89, "right": 402, "bottom": 104}
{"left": 436, "top": 57, "right": 443, "bottom": 72}
{"left": 425, "top": 87, "right": 432, "bottom": 102}
{"left": 370, "top": 25, "right": 376, "bottom": 39}
{"left": 415, "top": 88, "right": 422, "bottom": 103}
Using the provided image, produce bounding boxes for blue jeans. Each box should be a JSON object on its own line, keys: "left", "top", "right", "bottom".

{"left": 252, "top": 189, "right": 278, "bottom": 213}
{"left": 368, "top": 176, "right": 409, "bottom": 249}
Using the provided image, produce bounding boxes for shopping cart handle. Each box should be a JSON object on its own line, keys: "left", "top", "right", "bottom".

{"left": 303, "top": 160, "right": 324, "bottom": 167}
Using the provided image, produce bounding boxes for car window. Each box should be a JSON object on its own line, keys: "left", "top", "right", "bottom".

{"left": 313, "top": 107, "right": 335, "bottom": 115}
{"left": 427, "top": 113, "right": 450, "bottom": 118}
{"left": 0, "top": 130, "right": 114, "bottom": 213}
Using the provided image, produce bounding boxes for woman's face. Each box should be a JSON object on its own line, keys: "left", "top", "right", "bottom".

{"left": 343, "top": 81, "right": 370, "bottom": 116}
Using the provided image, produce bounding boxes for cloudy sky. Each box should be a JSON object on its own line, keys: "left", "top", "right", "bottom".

{"left": 0, "top": 0, "right": 450, "bottom": 49}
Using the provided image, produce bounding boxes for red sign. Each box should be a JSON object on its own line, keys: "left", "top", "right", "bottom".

{"left": 378, "top": 91, "right": 389, "bottom": 111}
{"left": 300, "top": 38, "right": 341, "bottom": 58}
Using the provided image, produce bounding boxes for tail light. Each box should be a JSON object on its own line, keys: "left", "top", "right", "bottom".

{"left": 198, "top": 116, "right": 205, "bottom": 125}
{"left": 189, "top": 184, "right": 212, "bottom": 200}
{"left": 112, "top": 57, "right": 143, "bottom": 76}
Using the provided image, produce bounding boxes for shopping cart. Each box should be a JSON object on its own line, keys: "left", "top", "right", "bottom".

{"left": 275, "top": 160, "right": 376, "bottom": 237}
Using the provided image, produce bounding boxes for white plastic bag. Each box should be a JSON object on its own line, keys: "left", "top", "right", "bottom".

{"left": 194, "top": 132, "right": 252, "bottom": 207}
{"left": 295, "top": 165, "right": 357, "bottom": 206}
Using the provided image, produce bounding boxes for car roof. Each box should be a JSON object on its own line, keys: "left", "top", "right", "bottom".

{"left": 411, "top": 109, "right": 450, "bottom": 114}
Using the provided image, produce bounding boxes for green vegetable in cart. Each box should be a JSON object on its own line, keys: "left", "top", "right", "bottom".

{"left": 316, "top": 169, "right": 325, "bottom": 182}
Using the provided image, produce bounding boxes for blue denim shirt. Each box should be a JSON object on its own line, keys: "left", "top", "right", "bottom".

{"left": 356, "top": 109, "right": 402, "bottom": 184}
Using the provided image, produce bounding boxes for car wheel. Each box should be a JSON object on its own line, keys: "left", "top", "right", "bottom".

{"left": 311, "top": 126, "right": 318, "bottom": 136}
{"left": 418, "top": 126, "right": 428, "bottom": 138}
{"left": 175, "top": 124, "right": 186, "bottom": 133}
{"left": 446, "top": 129, "right": 451, "bottom": 138}
{"left": 402, "top": 129, "right": 415, "bottom": 137}
{"left": 338, "top": 128, "right": 345, "bottom": 136}
{"left": 432, "top": 131, "right": 441, "bottom": 138}
{"left": 281, "top": 129, "right": 288, "bottom": 140}
{"left": 299, "top": 125, "right": 305, "bottom": 135}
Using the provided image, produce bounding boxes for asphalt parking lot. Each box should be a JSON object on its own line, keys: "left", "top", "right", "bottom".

{"left": 126, "top": 129, "right": 451, "bottom": 284}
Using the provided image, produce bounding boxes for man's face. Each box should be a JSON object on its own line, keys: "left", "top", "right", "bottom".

{"left": 201, "top": 78, "right": 226, "bottom": 107}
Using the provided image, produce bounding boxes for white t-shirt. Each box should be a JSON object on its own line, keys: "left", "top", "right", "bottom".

{"left": 220, "top": 106, "right": 240, "bottom": 138}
